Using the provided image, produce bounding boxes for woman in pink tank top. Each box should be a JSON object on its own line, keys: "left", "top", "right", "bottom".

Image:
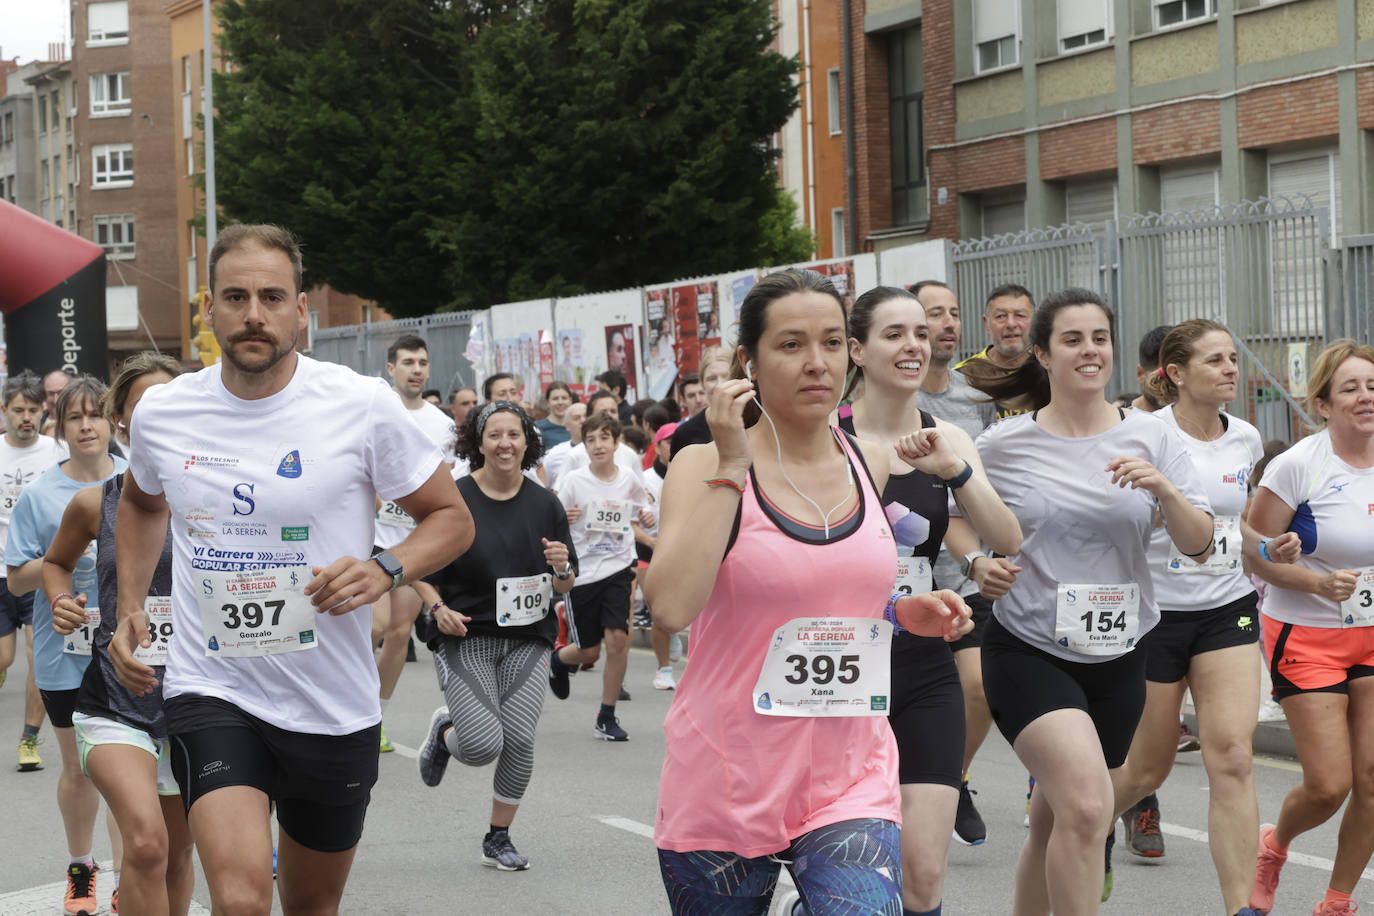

{"left": 645, "top": 269, "right": 972, "bottom": 916}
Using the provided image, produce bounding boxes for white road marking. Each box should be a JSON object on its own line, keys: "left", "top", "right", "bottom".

{"left": 1160, "top": 822, "right": 1374, "bottom": 884}
{"left": 596, "top": 815, "right": 796, "bottom": 888}
{"left": 0, "top": 860, "right": 211, "bottom": 915}
{"left": 390, "top": 741, "right": 418, "bottom": 759}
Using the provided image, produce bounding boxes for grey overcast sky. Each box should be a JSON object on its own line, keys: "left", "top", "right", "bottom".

{"left": 1, "top": 0, "right": 70, "bottom": 65}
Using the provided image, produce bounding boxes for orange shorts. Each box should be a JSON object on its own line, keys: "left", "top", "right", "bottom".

{"left": 1263, "top": 614, "right": 1374, "bottom": 699}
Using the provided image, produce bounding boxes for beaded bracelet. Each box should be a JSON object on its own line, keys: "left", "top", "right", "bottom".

{"left": 703, "top": 477, "right": 745, "bottom": 495}
{"left": 51, "top": 592, "right": 76, "bottom": 607}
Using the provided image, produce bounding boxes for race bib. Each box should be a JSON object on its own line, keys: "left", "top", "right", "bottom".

{"left": 752, "top": 617, "right": 892, "bottom": 717}
{"left": 1167, "top": 514, "right": 1242, "bottom": 576}
{"left": 1340, "top": 567, "right": 1374, "bottom": 628}
{"left": 895, "top": 555, "right": 933, "bottom": 596}
{"left": 196, "top": 566, "right": 318, "bottom": 658}
{"left": 586, "top": 499, "right": 631, "bottom": 535}
{"left": 377, "top": 499, "right": 415, "bottom": 530}
{"left": 1054, "top": 583, "right": 1140, "bottom": 655}
{"left": 61, "top": 606, "right": 100, "bottom": 656}
{"left": 496, "top": 574, "right": 552, "bottom": 627}
{"left": 133, "top": 596, "right": 174, "bottom": 666}
{"left": 0, "top": 484, "right": 22, "bottom": 522}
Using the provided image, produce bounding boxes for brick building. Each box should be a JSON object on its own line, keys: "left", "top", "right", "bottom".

{"left": 775, "top": 0, "right": 849, "bottom": 258}
{"left": 846, "top": 0, "right": 1374, "bottom": 254}
{"left": 72, "top": 0, "right": 182, "bottom": 360}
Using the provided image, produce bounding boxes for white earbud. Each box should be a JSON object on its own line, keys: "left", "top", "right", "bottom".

{"left": 745, "top": 360, "right": 755, "bottom": 381}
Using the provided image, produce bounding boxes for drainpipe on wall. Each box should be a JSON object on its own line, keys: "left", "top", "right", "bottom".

{"left": 840, "top": 0, "right": 858, "bottom": 256}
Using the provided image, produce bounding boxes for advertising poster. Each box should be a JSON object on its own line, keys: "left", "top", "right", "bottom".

{"left": 696, "top": 282, "right": 722, "bottom": 346}
{"left": 645, "top": 288, "right": 676, "bottom": 400}
{"left": 811, "top": 259, "right": 855, "bottom": 308}
{"left": 553, "top": 328, "right": 585, "bottom": 395}
{"left": 670, "top": 284, "right": 701, "bottom": 378}
{"left": 539, "top": 330, "right": 555, "bottom": 394}
{"left": 604, "top": 323, "right": 638, "bottom": 402}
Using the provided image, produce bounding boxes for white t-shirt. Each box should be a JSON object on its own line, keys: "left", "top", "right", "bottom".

{"left": 1257, "top": 429, "right": 1374, "bottom": 628}
{"left": 557, "top": 465, "right": 647, "bottom": 584}
{"left": 1147, "top": 407, "right": 1262, "bottom": 612}
{"left": 374, "top": 396, "right": 458, "bottom": 549}
{"left": 641, "top": 465, "right": 665, "bottom": 540}
{"left": 561, "top": 441, "right": 642, "bottom": 484}
{"left": 0, "top": 435, "right": 68, "bottom": 552}
{"left": 543, "top": 441, "right": 574, "bottom": 490}
{"left": 128, "top": 357, "right": 443, "bottom": 735}
{"left": 970, "top": 410, "right": 1210, "bottom": 662}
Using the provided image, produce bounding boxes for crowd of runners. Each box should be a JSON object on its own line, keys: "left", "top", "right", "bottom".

{"left": 0, "top": 222, "right": 1371, "bottom": 916}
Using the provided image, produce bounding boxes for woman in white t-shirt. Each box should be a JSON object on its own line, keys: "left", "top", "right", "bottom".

{"left": 1245, "top": 340, "right": 1374, "bottom": 916}
{"left": 964, "top": 288, "right": 1214, "bottom": 914}
{"left": 1111, "top": 319, "right": 1265, "bottom": 916}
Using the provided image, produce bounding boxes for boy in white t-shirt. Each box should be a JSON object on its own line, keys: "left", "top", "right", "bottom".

{"left": 550, "top": 413, "right": 653, "bottom": 741}
{"left": 372, "top": 333, "right": 458, "bottom": 753}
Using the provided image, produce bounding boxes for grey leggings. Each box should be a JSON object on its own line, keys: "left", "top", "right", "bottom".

{"left": 433, "top": 633, "right": 551, "bottom": 805}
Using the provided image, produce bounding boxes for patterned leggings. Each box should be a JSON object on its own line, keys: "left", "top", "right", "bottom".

{"left": 658, "top": 818, "right": 903, "bottom": 915}
{"left": 432, "top": 634, "right": 550, "bottom": 804}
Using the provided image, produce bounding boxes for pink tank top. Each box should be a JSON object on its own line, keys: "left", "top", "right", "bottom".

{"left": 655, "top": 432, "right": 901, "bottom": 856}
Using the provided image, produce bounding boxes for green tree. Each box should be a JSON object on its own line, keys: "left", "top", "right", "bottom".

{"left": 215, "top": 0, "right": 807, "bottom": 316}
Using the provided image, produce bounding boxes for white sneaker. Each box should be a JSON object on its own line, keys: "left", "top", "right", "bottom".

{"left": 1258, "top": 697, "right": 1286, "bottom": 722}
{"left": 669, "top": 631, "right": 684, "bottom": 663}
{"left": 653, "top": 666, "right": 677, "bottom": 690}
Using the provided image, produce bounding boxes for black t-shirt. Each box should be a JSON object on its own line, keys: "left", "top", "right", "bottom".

{"left": 425, "top": 475, "right": 577, "bottom": 647}
{"left": 669, "top": 410, "right": 712, "bottom": 459}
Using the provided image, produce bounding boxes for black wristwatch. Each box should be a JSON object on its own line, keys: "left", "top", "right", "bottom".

{"left": 372, "top": 550, "right": 404, "bottom": 591}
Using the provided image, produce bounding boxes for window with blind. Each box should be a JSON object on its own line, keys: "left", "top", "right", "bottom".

{"left": 88, "top": 1, "right": 130, "bottom": 46}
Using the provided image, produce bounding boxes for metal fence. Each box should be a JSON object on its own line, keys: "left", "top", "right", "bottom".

{"left": 310, "top": 311, "right": 478, "bottom": 396}
{"left": 951, "top": 197, "right": 1353, "bottom": 444}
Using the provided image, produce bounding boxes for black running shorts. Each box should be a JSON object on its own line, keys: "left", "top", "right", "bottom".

{"left": 166, "top": 695, "right": 379, "bottom": 853}
{"left": 982, "top": 615, "right": 1146, "bottom": 770}
{"left": 888, "top": 634, "right": 965, "bottom": 787}
{"left": 1139, "top": 592, "right": 1260, "bottom": 684}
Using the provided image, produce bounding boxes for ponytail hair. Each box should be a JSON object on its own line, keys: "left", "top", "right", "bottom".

{"left": 1141, "top": 319, "right": 1229, "bottom": 408}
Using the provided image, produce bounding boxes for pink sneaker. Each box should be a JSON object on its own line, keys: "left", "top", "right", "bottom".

{"left": 1313, "top": 899, "right": 1358, "bottom": 915}
{"left": 1251, "top": 824, "right": 1288, "bottom": 914}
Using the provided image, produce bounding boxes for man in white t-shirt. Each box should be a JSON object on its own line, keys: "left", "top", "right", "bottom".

{"left": 543, "top": 401, "right": 586, "bottom": 490}
{"left": 372, "top": 333, "right": 458, "bottom": 753}
{"left": 558, "top": 390, "right": 641, "bottom": 484}
{"left": 111, "top": 224, "right": 472, "bottom": 913}
{"left": 0, "top": 371, "right": 68, "bottom": 772}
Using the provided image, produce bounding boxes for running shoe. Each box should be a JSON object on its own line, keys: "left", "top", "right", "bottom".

{"left": 548, "top": 653, "right": 571, "bottom": 700}
{"left": 17, "top": 734, "right": 42, "bottom": 771}
{"left": 653, "top": 666, "right": 677, "bottom": 690}
{"left": 1024, "top": 775, "right": 1034, "bottom": 828}
{"left": 1236, "top": 910, "right": 1262, "bottom": 916}
{"left": 594, "top": 715, "right": 629, "bottom": 741}
{"left": 378, "top": 725, "right": 394, "bottom": 754}
{"left": 1312, "top": 899, "right": 1359, "bottom": 915}
{"left": 1122, "top": 795, "right": 1165, "bottom": 858}
{"left": 633, "top": 609, "right": 652, "bottom": 631}
{"left": 953, "top": 778, "right": 987, "bottom": 846}
{"left": 619, "top": 685, "right": 632, "bottom": 701}
{"left": 1259, "top": 698, "right": 1286, "bottom": 723}
{"left": 481, "top": 828, "right": 530, "bottom": 871}
{"left": 63, "top": 862, "right": 97, "bottom": 916}
{"left": 110, "top": 887, "right": 117, "bottom": 914}
{"left": 1178, "top": 721, "right": 1201, "bottom": 752}
{"left": 1252, "top": 824, "right": 1288, "bottom": 914}
{"left": 406, "top": 636, "right": 418, "bottom": 662}
{"left": 418, "top": 706, "right": 452, "bottom": 787}
{"left": 554, "top": 600, "right": 569, "bottom": 648}
{"left": 1102, "top": 831, "right": 1114, "bottom": 903}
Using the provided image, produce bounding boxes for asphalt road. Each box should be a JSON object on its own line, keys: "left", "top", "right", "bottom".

{"left": 0, "top": 641, "right": 1368, "bottom": 914}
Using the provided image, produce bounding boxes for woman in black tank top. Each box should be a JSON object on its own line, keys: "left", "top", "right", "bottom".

{"left": 843, "top": 286, "right": 1021, "bottom": 916}
{"left": 46, "top": 354, "right": 194, "bottom": 916}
